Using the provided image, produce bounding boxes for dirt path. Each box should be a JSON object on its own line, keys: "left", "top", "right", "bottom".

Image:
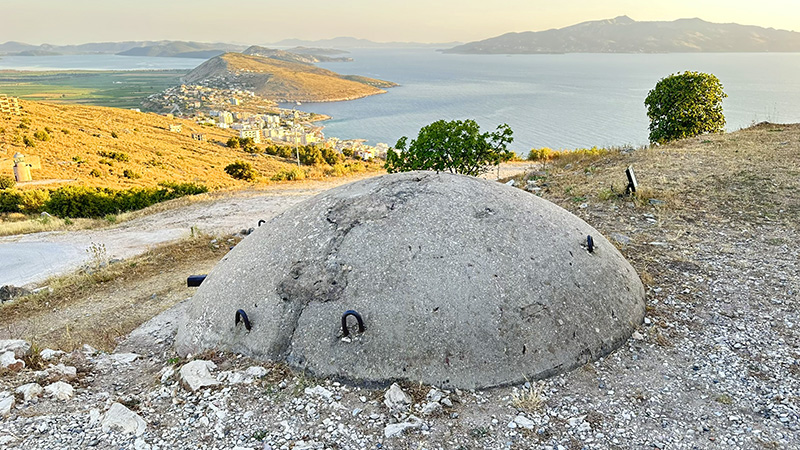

{"left": 0, "top": 163, "right": 535, "bottom": 288}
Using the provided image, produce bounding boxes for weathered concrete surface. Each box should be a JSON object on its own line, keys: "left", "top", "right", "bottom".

{"left": 175, "top": 171, "right": 645, "bottom": 389}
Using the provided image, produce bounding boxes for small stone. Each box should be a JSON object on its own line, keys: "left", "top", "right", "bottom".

{"left": 0, "top": 339, "right": 31, "bottom": 358}
{"left": 649, "top": 199, "right": 666, "bottom": 206}
{"left": 15, "top": 383, "right": 43, "bottom": 401}
{"left": 0, "top": 351, "right": 24, "bottom": 371}
{"left": 179, "top": 360, "right": 220, "bottom": 391}
{"left": 101, "top": 402, "right": 147, "bottom": 436}
{"left": 440, "top": 397, "right": 453, "bottom": 407}
{"left": 110, "top": 353, "right": 139, "bottom": 364}
{"left": 49, "top": 364, "right": 77, "bottom": 381}
{"left": 514, "top": 415, "right": 535, "bottom": 430}
{"left": 82, "top": 344, "right": 98, "bottom": 355}
{"left": 245, "top": 366, "right": 268, "bottom": 378}
{"left": 0, "top": 286, "right": 31, "bottom": 302}
{"left": 384, "top": 383, "right": 412, "bottom": 412}
{"left": 610, "top": 233, "right": 632, "bottom": 246}
{"left": 421, "top": 401, "right": 442, "bottom": 416}
{"left": 0, "top": 392, "right": 14, "bottom": 416}
{"left": 304, "top": 385, "right": 334, "bottom": 399}
{"left": 384, "top": 416, "right": 422, "bottom": 438}
{"left": 44, "top": 381, "right": 74, "bottom": 400}
{"left": 39, "top": 349, "right": 64, "bottom": 361}
{"left": 160, "top": 366, "right": 175, "bottom": 384}
{"left": 89, "top": 408, "right": 101, "bottom": 427}
{"left": 426, "top": 388, "right": 444, "bottom": 403}
{"left": 632, "top": 331, "right": 645, "bottom": 341}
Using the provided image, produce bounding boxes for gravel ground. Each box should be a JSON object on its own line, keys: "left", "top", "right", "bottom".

{"left": 0, "top": 132, "right": 797, "bottom": 449}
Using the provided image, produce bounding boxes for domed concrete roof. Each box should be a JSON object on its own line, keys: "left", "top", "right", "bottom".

{"left": 175, "top": 171, "right": 645, "bottom": 389}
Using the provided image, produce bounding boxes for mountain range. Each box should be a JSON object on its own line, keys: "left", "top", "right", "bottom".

{"left": 0, "top": 40, "right": 246, "bottom": 57}
{"left": 444, "top": 16, "right": 800, "bottom": 54}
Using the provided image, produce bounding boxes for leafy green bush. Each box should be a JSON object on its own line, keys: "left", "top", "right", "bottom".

{"left": 42, "top": 182, "right": 208, "bottom": 218}
{"left": 97, "top": 150, "right": 130, "bottom": 162}
{"left": 89, "top": 169, "right": 102, "bottom": 177}
{"left": 34, "top": 130, "right": 51, "bottom": 141}
{"left": 0, "top": 189, "right": 24, "bottom": 213}
{"left": 226, "top": 137, "right": 241, "bottom": 148}
{"left": 386, "top": 119, "right": 514, "bottom": 176}
{"left": 270, "top": 167, "right": 306, "bottom": 181}
{"left": 224, "top": 160, "right": 258, "bottom": 182}
{"left": 298, "top": 145, "right": 324, "bottom": 165}
{"left": 645, "top": 71, "right": 727, "bottom": 144}
{"left": 22, "top": 135, "right": 35, "bottom": 147}
{"left": 0, "top": 175, "right": 16, "bottom": 190}
{"left": 321, "top": 147, "right": 342, "bottom": 165}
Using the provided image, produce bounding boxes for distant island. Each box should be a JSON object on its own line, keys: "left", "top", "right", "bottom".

{"left": 444, "top": 16, "right": 800, "bottom": 54}
{"left": 181, "top": 52, "right": 396, "bottom": 103}
{"left": 0, "top": 40, "right": 246, "bottom": 57}
{"left": 242, "top": 45, "right": 352, "bottom": 63}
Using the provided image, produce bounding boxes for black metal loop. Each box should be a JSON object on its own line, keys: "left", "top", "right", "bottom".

{"left": 341, "top": 310, "right": 365, "bottom": 337}
{"left": 235, "top": 309, "right": 252, "bottom": 331}
{"left": 187, "top": 275, "right": 207, "bottom": 287}
{"left": 587, "top": 235, "right": 594, "bottom": 253}
{"left": 258, "top": 219, "right": 266, "bottom": 227}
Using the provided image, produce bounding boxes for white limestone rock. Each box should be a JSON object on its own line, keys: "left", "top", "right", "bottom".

{"left": 384, "top": 415, "right": 422, "bottom": 438}
{"left": 39, "top": 348, "right": 64, "bottom": 361}
{"left": 15, "top": 383, "right": 43, "bottom": 402}
{"left": 101, "top": 402, "right": 147, "bottom": 436}
{"left": 0, "top": 351, "right": 24, "bottom": 371}
{"left": 179, "top": 360, "right": 220, "bottom": 391}
{"left": 383, "top": 383, "right": 412, "bottom": 412}
{"left": 0, "top": 339, "right": 31, "bottom": 358}
{"left": 0, "top": 392, "right": 14, "bottom": 416}
{"left": 44, "top": 381, "right": 74, "bottom": 400}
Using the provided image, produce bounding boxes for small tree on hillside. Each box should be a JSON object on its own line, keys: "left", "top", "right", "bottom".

{"left": 645, "top": 71, "right": 727, "bottom": 144}
{"left": 385, "top": 119, "right": 514, "bottom": 176}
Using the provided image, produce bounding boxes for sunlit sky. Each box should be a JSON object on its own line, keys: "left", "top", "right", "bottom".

{"left": 3, "top": 0, "right": 797, "bottom": 45}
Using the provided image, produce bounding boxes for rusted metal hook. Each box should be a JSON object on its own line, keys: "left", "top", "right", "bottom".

{"left": 341, "top": 310, "right": 365, "bottom": 337}
{"left": 587, "top": 235, "right": 594, "bottom": 253}
{"left": 235, "top": 309, "right": 252, "bottom": 331}
{"left": 258, "top": 219, "right": 266, "bottom": 227}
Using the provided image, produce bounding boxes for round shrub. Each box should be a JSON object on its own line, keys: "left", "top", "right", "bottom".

{"left": 225, "top": 160, "right": 258, "bottom": 182}
{"left": 0, "top": 174, "right": 16, "bottom": 190}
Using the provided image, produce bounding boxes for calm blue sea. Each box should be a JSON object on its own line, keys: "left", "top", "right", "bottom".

{"left": 0, "top": 54, "right": 203, "bottom": 71}
{"left": 3, "top": 51, "right": 800, "bottom": 150}
{"left": 307, "top": 50, "right": 800, "bottom": 150}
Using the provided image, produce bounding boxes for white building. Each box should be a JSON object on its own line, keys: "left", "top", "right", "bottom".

{"left": 240, "top": 129, "right": 261, "bottom": 144}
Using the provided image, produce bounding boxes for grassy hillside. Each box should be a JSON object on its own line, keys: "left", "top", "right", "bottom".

{"left": 0, "top": 99, "right": 305, "bottom": 189}
{"left": 183, "top": 53, "right": 396, "bottom": 102}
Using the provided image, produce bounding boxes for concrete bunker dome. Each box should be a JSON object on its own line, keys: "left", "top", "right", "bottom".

{"left": 175, "top": 171, "right": 646, "bottom": 389}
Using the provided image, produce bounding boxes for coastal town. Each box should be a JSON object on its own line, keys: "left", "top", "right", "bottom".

{"left": 143, "top": 84, "right": 389, "bottom": 160}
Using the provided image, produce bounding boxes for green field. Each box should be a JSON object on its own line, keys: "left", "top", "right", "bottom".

{"left": 0, "top": 70, "right": 187, "bottom": 109}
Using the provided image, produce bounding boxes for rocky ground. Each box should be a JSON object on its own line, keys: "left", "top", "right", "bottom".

{"left": 0, "top": 127, "right": 797, "bottom": 449}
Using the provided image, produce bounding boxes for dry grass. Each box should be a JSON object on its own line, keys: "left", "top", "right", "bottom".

{"left": 0, "top": 232, "right": 237, "bottom": 351}
{"left": 511, "top": 381, "right": 546, "bottom": 413}
{"left": 0, "top": 99, "right": 383, "bottom": 191}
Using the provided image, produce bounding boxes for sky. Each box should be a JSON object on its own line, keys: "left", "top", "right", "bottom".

{"left": 2, "top": 0, "right": 798, "bottom": 45}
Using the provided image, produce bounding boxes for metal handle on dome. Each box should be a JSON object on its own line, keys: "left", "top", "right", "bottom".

{"left": 235, "top": 309, "right": 252, "bottom": 331}
{"left": 341, "top": 310, "right": 365, "bottom": 337}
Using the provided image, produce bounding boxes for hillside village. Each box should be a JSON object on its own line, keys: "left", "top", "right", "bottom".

{"left": 143, "top": 85, "right": 388, "bottom": 160}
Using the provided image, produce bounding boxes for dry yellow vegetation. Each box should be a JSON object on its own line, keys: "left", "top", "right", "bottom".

{"left": 0, "top": 99, "right": 309, "bottom": 190}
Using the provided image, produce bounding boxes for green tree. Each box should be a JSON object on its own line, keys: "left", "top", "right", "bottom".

{"left": 385, "top": 119, "right": 514, "bottom": 176}
{"left": 645, "top": 71, "right": 727, "bottom": 144}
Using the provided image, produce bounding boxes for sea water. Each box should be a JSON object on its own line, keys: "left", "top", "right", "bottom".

{"left": 3, "top": 50, "right": 800, "bottom": 150}
{"left": 307, "top": 49, "right": 800, "bottom": 150}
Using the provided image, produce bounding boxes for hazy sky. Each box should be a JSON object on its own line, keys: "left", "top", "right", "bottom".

{"left": 3, "top": 0, "right": 798, "bottom": 45}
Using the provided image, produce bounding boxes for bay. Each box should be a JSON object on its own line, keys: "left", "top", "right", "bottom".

{"left": 0, "top": 54, "right": 203, "bottom": 71}
{"left": 307, "top": 50, "right": 800, "bottom": 151}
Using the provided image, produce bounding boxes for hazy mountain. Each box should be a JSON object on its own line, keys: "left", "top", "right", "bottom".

{"left": 271, "top": 37, "right": 462, "bottom": 49}
{"left": 0, "top": 40, "right": 246, "bottom": 56}
{"left": 444, "top": 16, "right": 800, "bottom": 54}
{"left": 241, "top": 46, "right": 352, "bottom": 63}
{"left": 182, "top": 52, "right": 396, "bottom": 102}
{"left": 117, "top": 41, "right": 246, "bottom": 58}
